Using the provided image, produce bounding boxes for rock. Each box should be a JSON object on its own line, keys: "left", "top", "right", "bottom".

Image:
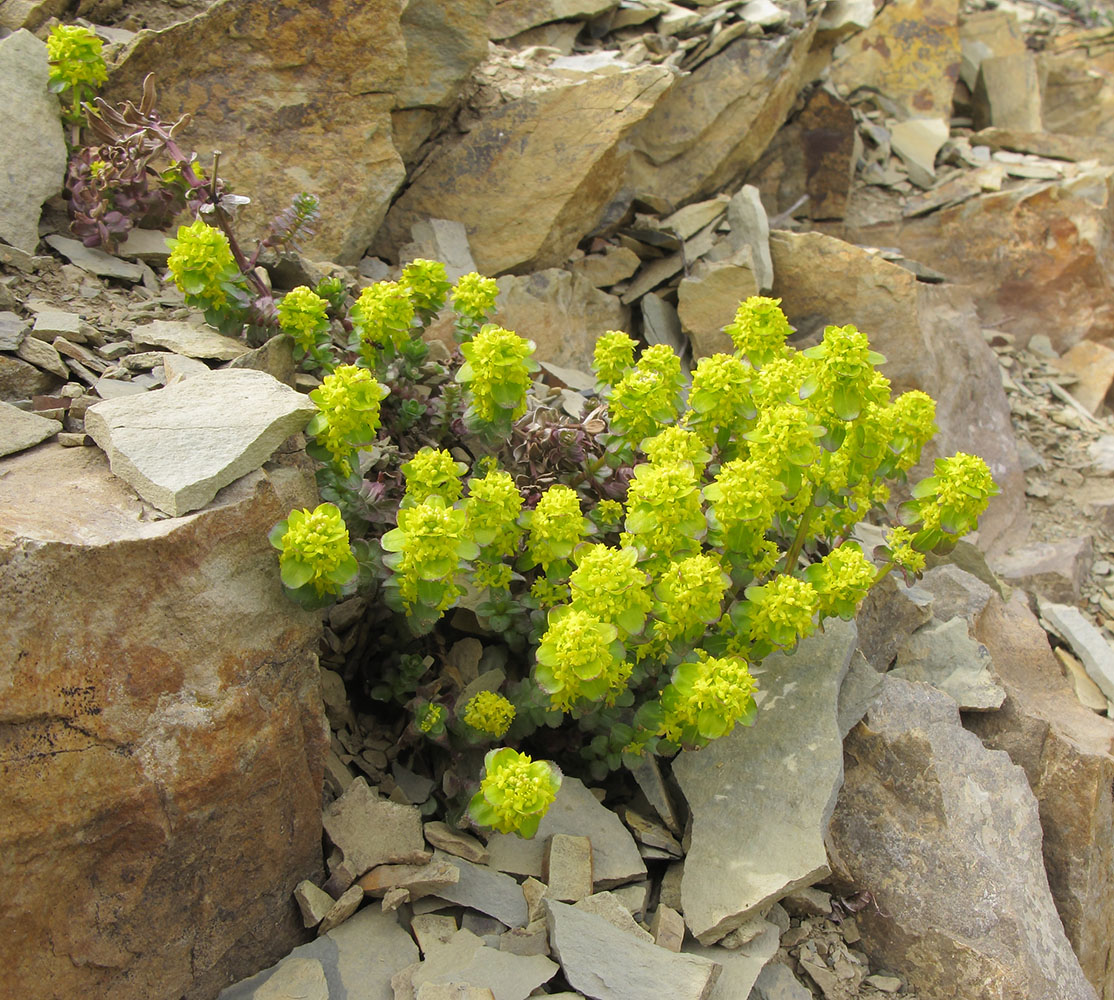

{"left": 488, "top": 0, "right": 617, "bottom": 39}
{"left": 15, "top": 333, "right": 68, "bottom": 379}
{"left": 545, "top": 834, "right": 594, "bottom": 903}
{"left": 424, "top": 822, "right": 490, "bottom": 865}
{"left": 43, "top": 235, "right": 144, "bottom": 283}
{"left": 317, "top": 883, "right": 365, "bottom": 935}
{"left": 624, "top": 25, "right": 817, "bottom": 208}
{"left": 227, "top": 333, "right": 298, "bottom": 388}
{"left": 672, "top": 620, "right": 856, "bottom": 944}
{"left": 620, "top": 807, "right": 682, "bottom": 855}
{"left": 661, "top": 197, "right": 729, "bottom": 241}
{"left": 411, "top": 913, "right": 460, "bottom": 954}
{"left": 397, "top": 0, "right": 492, "bottom": 108}
{"left": 686, "top": 920, "right": 780, "bottom": 1000}
{"left": 132, "top": 320, "right": 250, "bottom": 361}
{"left": 829, "top": 0, "right": 960, "bottom": 119}
{"left": 991, "top": 536, "right": 1092, "bottom": 604}
{"left": 816, "top": 0, "right": 873, "bottom": 33}
{"left": 430, "top": 852, "right": 530, "bottom": 928}
{"left": 1052, "top": 340, "right": 1114, "bottom": 415}
{"left": 639, "top": 292, "right": 685, "bottom": 355}
{"left": 399, "top": 928, "right": 557, "bottom": 1000}
{"left": 0, "top": 31, "right": 66, "bottom": 253}
{"left": 750, "top": 962, "right": 813, "bottom": 1000}
{"left": 1040, "top": 28, "right": 1114, "bottom": 145}
{"left": 972, "top": 54, "right": 1042, "bottom": 132}
{"left": 115, "top": 228, "right": 173, "bottom": 265}
{"left": 0, "top": 310, "right": 28, "bottom": 350}
{"left": 1039, "top": 600, "right": 1114, "bottom": 705}
{"left": 544, "top": 899, "right": 721, "bottom": 1000}
{"left": 164, "top": 353, "right": 214, "bottom": 384}
{"left": 725, "top": 184, "right": 773, "bottom": 291}
{"left": 486, "top": 269, "right": 629, "bottom": 371}
{"left": 250, "top": 957, "right": 329, "bottom": 1000}
{"left": 0, "top": 446, "right": 326, "bottom": 1000}
{"left": 842, "top": 168, "right": 1114, "bottom": 355}
{"left": 294, "top": 880, "right": 335, "bottom": 928}
{"left": 890, "top": 118, "right": 949, "bottom": 188}
{"left": 890, "top": 617, "right": 1005, "bottom": 710}
{"left": 220, "top": 906, "right": 419, "bottom": 1000}
{"left": 918, "top": 563, "right": 995, "bottom": 626}
{"left": 93, "top": 376, "right": 148, "bottom": 399}
{"left": 965, "top": 595, "right": 1114, "bottom": 998}
{"left": 85, "top": 368, "right": 315, "bottom": 517}
{"left": 0, "top": 0, "right": 69, "bottom": 30}
{"left": 322, "top": 778, "right": 429, "bottom": 892}
{"left": 0, "top": 352, "right": 59, "bottom": 401}
{"left": 569, "top": 245, "right": 642, "bottom": 288}
{"left": 107, "top": 0, "right": 408, "bottom": 264}
{"left": 402, "top": 218, "right": 479, "bottom": 281}
{"left": 0, "top": 399, "right": 60, "bottom": 456}
{"left": 797, "top": 88, "right": 860, "bottom": 221}
{"left": 377, "top": 66, "right": 672, "bottom": 275}
{"left": 31, "top": 309, "right": 85, "bottom": 342}
{"left": 416, "top": 986, "right": 497, "bottom": 1000}
{"left": 1055, "top": 647, "right": 1110, "bottom": 714}
{"left": 651, "top": 904, "right": 685, "bottom": 952}
{"left": 486, "top": 776, "right": 646, "bottom": 889}
{"left": 677, "top": 251, "right": 759, "bottom": 357}
{"left": 573, "top": 892, "right": 653, "bottom": 943}
{"left": 624, "top": 753, "right": 682, "bottom": 834}
{"left": 768, "top": 230, "right": 1029, "bottom": 555}
{"left": 358, "top": 857, "right": 461, "bottom": 900}
{"left": 837, "top": 650, "right": 884, "bottom": 739}
{"left": 828, "top": 675, "right": 1097, "bottom": 1000}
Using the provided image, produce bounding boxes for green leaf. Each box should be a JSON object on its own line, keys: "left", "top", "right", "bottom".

{"left": 831, "top": 384, "right": 861, "bottom": 421}
{"left": 280, "top": 557, "right": 315, "bottom": 589}
{"left": 268, "top": 520, "right": 289, "bottom": 550}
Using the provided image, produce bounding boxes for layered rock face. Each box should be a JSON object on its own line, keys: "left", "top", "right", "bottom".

{"left": 0, "top": 445, "right": 328, "bottom": 1000}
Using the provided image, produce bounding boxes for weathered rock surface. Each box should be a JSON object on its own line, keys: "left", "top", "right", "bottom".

{"left": 0, "top": 30, "right": 66, "bottom": 253}
{"left": 430, "top": 852, "right": 531, "bottom": 928}
{"left": 624, "top": 22, "right": 817, "bottom": 207}
{"left": 544, "top": 899, "right": 721, "bottom": 1000}
{"left": 107, "top": 0, "right": 409, "bottom": 264}
{"left": 377, "top": 66, "right": 673, "bottom": 275}
{"left": 829, "top": 675, "right": 1097, "bottom": 1000}
{"left": 686, "top": 920, "right": 780, "bottom": 999}
{"left": 768, "top": 229, "right": 1028, "bottom": 555}
{"left": 841, "top": 168, "right": 1114, "bottom": 355}
{"left": 1038, "top": 599, "right": 1114, "bottom": 704}
{"left": 398, "top": 0, "right": 492, "bottom": 108}
{"left": 131, "top": 320, "right": 249, "bottom": 361}
{"left": 991, "top": 535, "right": 1092, "bottom": 604}
{"left": 0, "top": 399, "right": 60, "bottom": 456}
{"left": 220, "top": 907, "right": 419, "bottom": 1000}
{"left": 0, "top": 445, "right": 326, "bottom": 1000}
{"left": 85, "top": 368, "right": 316, "bottom": 517}
{"left": 1040, "top": 28, "right": 1114, "bottom": 144}
{"left": 890, "top": 617, "right": 1005, "bottom": 710}
{"left": 486, "top": 776, "right": 646, "bottom": 889}
{"left": 965, "top": 595, "right": 1114, "bottom": 1000}
{"left": 672, "top": 619, "right": 856, "bottom": 944}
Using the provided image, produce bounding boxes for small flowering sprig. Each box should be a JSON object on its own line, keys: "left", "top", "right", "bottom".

{"left": 306, "top": 365, "right": 388, "bottom": 476}
{"left": 901, "top": 451, "right": 999, "bottom": 550}
{"left": 724, "top": 295, "right": 794, "bottom": 366}
{"left": 278, "top": 285, "right": 333, "bottom": 370}
{"left": 351, "top": 281, "right": 415, "bottom": 369}
{"left": 400, "top": 258, "right": 451, "bottom": 324}
{"left": 166, "top": 219, "right": 250, "bottom": 333}
{"left": 401, "top": 447, "right": 468, "bottom": 506}
{"left": 804, "top": 543, "right": 876, "bottom": 619}
{"left": 456, "top": 325, "right": 539, "bottom": 438}
{"left": 468, "top": 748, "right": 562, "bottom": 838}
{"left": 735, "top": 574, "right": 820, "bottom": 658}
{"left": 592, "top": 330, "right": 638, "bottom": 391}
{"left": 464, "top": 467, "right": 525, "bottom": 556}
{"left": 800, "top": 323, "right": 888, "bottom": 421}
{"left": 268, "top": 503, "right": 358, "bottom": 609}
{"left": 47, "top": 24, "right": 107, "bottom": 128}
{"left": 521, "top": 485, "right": 591, "bottom": 573}
{"left": 656, "top": 652, "right": 758, "bottom": 747}
{"left": 452, "top": 272, "right": 499, "bottom": 341}
{"left": 568, "top": 544, "right": 653, "bottom": 637}
{"left": 534, "top": 606, "right": 630, "bottom": 711}
{"left": 462, "top": 691, "right": 517, "bottom": 739}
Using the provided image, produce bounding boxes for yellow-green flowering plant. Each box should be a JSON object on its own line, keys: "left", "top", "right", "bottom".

{"left": 47, "top": 24, "right": 107, "bottom": 127}
{"left": 256, "top": 264, "right": 997, "bottom": 838}
{"left": 268, "top": 503, "right": 359, "bottom": 609}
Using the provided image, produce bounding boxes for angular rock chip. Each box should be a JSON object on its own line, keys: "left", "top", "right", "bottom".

{"left": 430, "top": 852, "right": 529, "bottom": 928}
{"left": 358, "top": 857, "right": 460, "bottom": 900}
{"left": 829, "top": 675, "right": 1098, "bottom": 1000}
{"left": 85, "top": 368, "right": 315, "bottom": 517}
{"left": 678, "top": 250, "right": 759, "bottom": 357}
{"left": 1039, "top": 599, "right": 1114, "bottom": 704}
{"left": 672, "top": 619, "right": 856, "bottom": 944}
{"left": 219, "top": 907, "right": 419, "bottom": 999}
{"left": 573, "top": 891, "right": 653, "bottom": 943}
{"left": 376, "top": 66, "right": 672, "bottom": 275}
{"left": 0, "top": 399, "right": 60, "bottom": 457}
{"left": 488, "top": 0, "right": 618, "bottom": 40}
{"left": 397, "top": 0, "right": 491, "bottom": 108}
{"left": 0, "top": 30, "right": 66, "bottom": 253}
{"left": 403, "top": 928, "right": 557, "bottom": 1000}
{"left": 992, "top": 536, "right": 1092, "bottom": 604}
{"left": 424, "top": 821, "right": 489, "bottom": 865}
{"left": 107, "top": 0, "right": 408, "bottom": 264}
{"left": 890, "top": 617, "right": 1005, "bottom": 710}
{"left": 750, "top": 962, "right": 813, "bottom": 1000}
{"left": 44, "top": 235, "right": 144, "bottom": 283}
{"left": 545, "top": 899, "right": 721, "bottom": 1000}
{"left": 966, "top": 595, "right": 1114, "bottom": 996}
{"left": 685, "top": 919, "right": 780, "bottom": 1000}
{"left": 323, "top": 778, "right": 429, "bottom": 891}
{"left": 486, "top": 776, "right": 646, "bottom": 889}
{"left": 131, "top": 320, "right": 252, "bottom": 361}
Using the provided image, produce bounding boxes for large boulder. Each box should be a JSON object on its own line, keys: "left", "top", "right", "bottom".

{"left": 768, "top": 229, "right": 1028, "bottom": 555}
{"left": 0, "top": 445, "right": 328, "bottom": 1000}
{"left": 829, "top": 676, "right": 1097, "bottom": 1000}
{"left": 106, "top": 0, "right": 409, "bottom": 264}
{"left": 965, "top": 594, "right": 1114, "bottom": 1000}
{"left": 374, "top": 65, "right": 673, "bottom": 275}
{"left": 840, "top": 168, "right": 1114, "bottom": 355}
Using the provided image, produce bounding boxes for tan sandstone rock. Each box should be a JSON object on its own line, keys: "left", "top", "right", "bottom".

{"left": 106, "top": 0, "right": 409, "bottom": 264}
{"left": 0, "top": 445, "right": 327, "bottom": 999}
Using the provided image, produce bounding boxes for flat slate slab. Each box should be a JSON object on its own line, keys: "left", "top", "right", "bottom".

{"left": 84, "top": 368, "right": 315, "bottom": 516}
{"left": 0, "top": 400, "right": 60, "bottom": 457}
{"left": 672, "top": 619, "right": 856, "bottom": 944}
{"left": 131, "top": 319, "right": 251, "bottom": 360}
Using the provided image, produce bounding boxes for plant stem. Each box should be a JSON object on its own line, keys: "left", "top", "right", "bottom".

{"left": 782, "top": 494, "right": 815, "bottom": 573}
